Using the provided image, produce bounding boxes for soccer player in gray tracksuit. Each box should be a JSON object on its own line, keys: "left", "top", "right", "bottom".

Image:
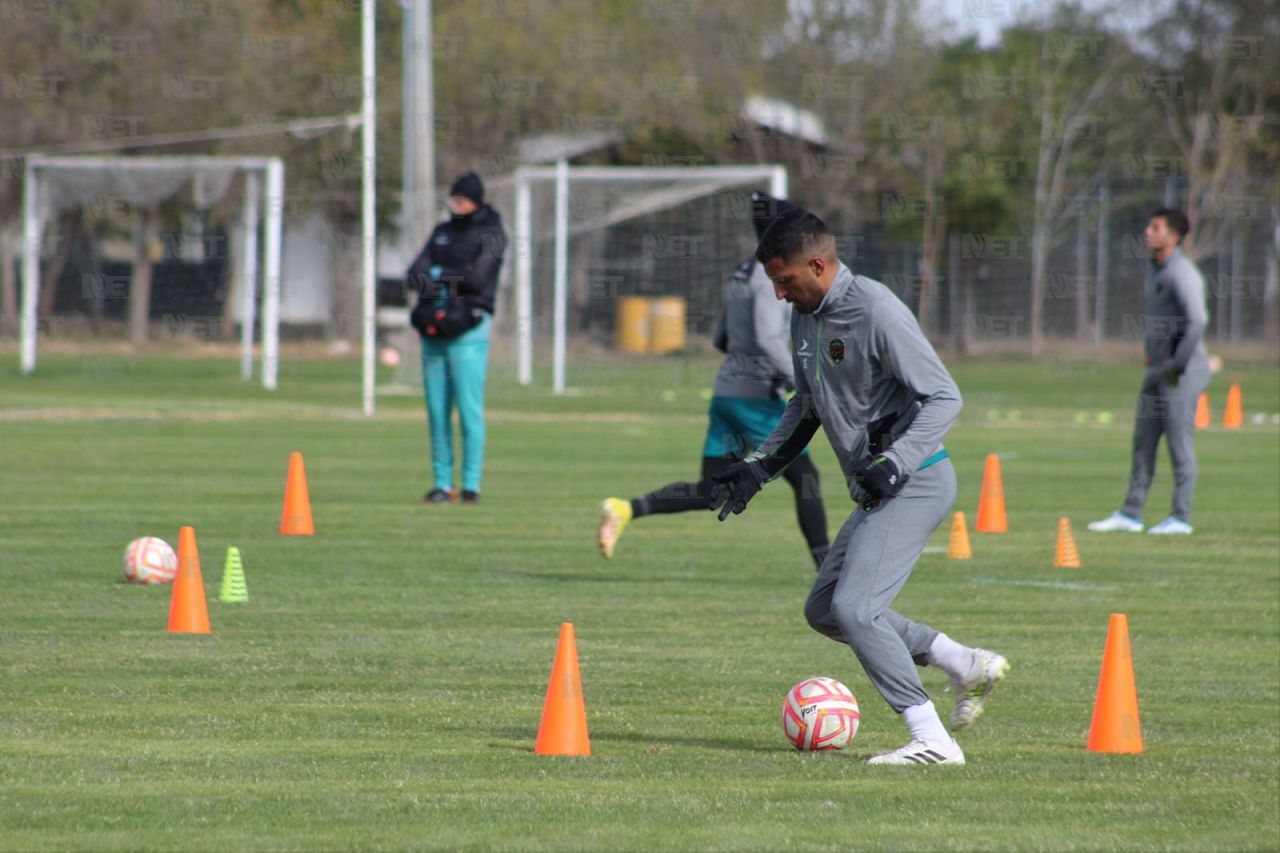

{"left": 598, "top": 192, "right": 830, "bottom": 567}
{"left": 1090, "top": 207, "right": 1210, "bottom": 536}
{"left": 710, "top": 207, "right": 1008, "bottom": 766}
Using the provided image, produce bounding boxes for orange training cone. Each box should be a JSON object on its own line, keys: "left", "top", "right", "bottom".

{"left": 946, "top": 511, "right": 972, "bottom": 560}
{"left": 168, "top": 525, "right": 211, "bottom": 634}
{"left": 1087, "top": 613, "right": 1143, "bottom": 754}
{"left": 1054, "top": 517, "right": 1081, "bottom": 568}
{"left": 1222, "top": 384, "right": 1243, "bottom": 429}
{"left": 1194, "top": 393, "right": 1210, "bottom": 429}
{"left": 280, "top": 451, "right": 314, "bottom": 536}
{"left": 534, "top": 623, "right": 591, "bottom": 756}
{"left": 975, "top": 453, "right": 1008, "bottom": 533}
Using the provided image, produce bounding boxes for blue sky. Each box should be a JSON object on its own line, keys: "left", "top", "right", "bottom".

{"left": 930, "top": 0, "right": 1167, "bottom": 47}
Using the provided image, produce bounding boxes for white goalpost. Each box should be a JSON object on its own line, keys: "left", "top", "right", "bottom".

{"left": 18, "top": 0, "right": 377, "bottom": 414}
{"left": 20, "top": 154, "right": 286, "bottom": 387}
{"left": 510, "top": 163, "right": 787, "bottom": 394}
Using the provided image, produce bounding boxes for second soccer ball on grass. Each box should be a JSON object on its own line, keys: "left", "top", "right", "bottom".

{"left": 122, "top": 536, "right": 178, "bottom": 585}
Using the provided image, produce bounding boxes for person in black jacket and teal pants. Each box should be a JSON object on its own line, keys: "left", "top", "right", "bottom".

{"left": 407, "top": 172, "right": 507, "bottom": 504}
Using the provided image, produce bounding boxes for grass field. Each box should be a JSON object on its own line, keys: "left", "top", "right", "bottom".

{"left": 1, "top": 348, "right": 1277, "bottom": 851}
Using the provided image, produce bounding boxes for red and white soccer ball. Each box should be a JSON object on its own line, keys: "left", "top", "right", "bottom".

{"left": 123, "top": 537, "right": 178, "bottom": 585}
{"left": 783, "top": 676, "right": 861, "bottom": 751}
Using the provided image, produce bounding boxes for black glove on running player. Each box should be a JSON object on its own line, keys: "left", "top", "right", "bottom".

{"left": 708, "top": 459, "right": 769, "bottom": 521}
{"left": 853, "top": 454, "right": 906, "bottom": 509}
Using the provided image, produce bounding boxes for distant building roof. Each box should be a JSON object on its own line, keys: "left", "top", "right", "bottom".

{"left": 513, "top": 96, "right": 829, "bottom": 164}
{"left": 516, "top": 129, "right": 624, "bottom": 163}
{"left": 741, "top": 95, "right": 829, "bottom": 147}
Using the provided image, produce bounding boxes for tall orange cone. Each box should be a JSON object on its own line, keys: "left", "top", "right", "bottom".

{"left": 534, "top": 623, "right": 591, "bottom": 756}
{"left": 1194, "top": 393, "right": 1210, "bottom": 429}
{"left": 975, "top": 453, "right": 1008, "bottom": 533}
{"left": 1222, "top": 384, "right": 1243, "bottom": 429}
{"left": 280, "top": 451, "right": 314, "bottom": 536}
{"left": 946, "top": 511, "right": 972, "bottom": 560}
{"left": 168, "top": 525, "right": 211, "bottom": 634}
{"left": 1087, "top": 613, "right": 1143, "bottom": 754}
{"left": 1054, "top": 517, "right": 1081, "bottom": 568}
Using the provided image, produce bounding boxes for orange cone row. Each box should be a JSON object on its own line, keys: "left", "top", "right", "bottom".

{"left": 948, "top": 457, "right": 1074, "bottom": 566}
{"left": 537, "top": 386, "right": 1233, "bottom": 755}
{"left": 1195, "top": 384, "right": 1246, "bottom": 430}
{"left": 539, "top": 614, "right": 1145, "bottom": 757}
{"left": 530, "top": 617, "right": 1143, "bottom": 758}
{"left": 166, "top": 451, "right": 315, "bottom": 635}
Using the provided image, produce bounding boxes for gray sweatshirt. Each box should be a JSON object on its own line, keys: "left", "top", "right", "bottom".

{"left": 1145, "top": 248, "right": 1209, "bottom": 375}
{"left": 749, "top": 264, "right": 962, "bottom": 502}
{"left": 711, "top": 259, "right": 795, "bottom": 399}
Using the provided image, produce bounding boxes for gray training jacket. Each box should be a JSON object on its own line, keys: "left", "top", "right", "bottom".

{"left": 750, "top": 264, "right": 962, "bottom": 502}
{"left": 711, "top": 259, "right": 795, "bottom": 400}
{"left": 1145, "top": 248, "right": 1209, "bottom": 375}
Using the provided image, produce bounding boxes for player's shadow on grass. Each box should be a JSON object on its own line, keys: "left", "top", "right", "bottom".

{"left": 577, "top": 728, "right": 786, "bottom": 754}
{"left": 481, "top": 725, "right": 783, "bottom": 753}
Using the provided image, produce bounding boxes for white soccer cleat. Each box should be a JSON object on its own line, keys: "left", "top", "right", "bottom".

{"left": 1147, "top": 517, "right": 1193, "bottom": 535}
{"left": 1086, "top": 512, "right": 1144, "bottom": 533}
{"left": 867, "top": 738, "right": 965, "bottom": 766}
{"left": 949, "top": 649, "right": 1009, "bottom": 733}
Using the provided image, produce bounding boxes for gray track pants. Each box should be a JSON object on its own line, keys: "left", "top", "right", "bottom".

{"left": 1121, "top": 361, "right": 1210, "bottom": 523}
{"left": 805, "top": 458, "right": 956, "bottom": 713}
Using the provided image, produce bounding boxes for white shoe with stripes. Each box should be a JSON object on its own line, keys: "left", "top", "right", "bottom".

{"left": 867, "top": 738, "right": 965, "bottom": 766}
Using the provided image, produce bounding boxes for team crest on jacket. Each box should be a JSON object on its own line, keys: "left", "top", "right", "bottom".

{"left": 828, "top": 338, "right": 845, "bottom": 364}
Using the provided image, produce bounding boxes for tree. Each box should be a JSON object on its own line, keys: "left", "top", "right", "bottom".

{"left": 1142, "top": 0, "right": 1280, "bottom": 341}
{"left": 1143, "top": 0, "right": 1279, "bottom": 262}
{"left": 1001, "top": 12, "right": 1133, "bottom": 354}
{"left": 760, "top": 0, "right": 935, "bottom": 227}
{"left": 942, "top": 172, "right": 1018, "bottom": 352}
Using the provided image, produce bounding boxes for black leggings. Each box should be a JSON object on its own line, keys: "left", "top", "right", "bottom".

{"left": 632, "top": 455, "right": 829, "bottom": 559}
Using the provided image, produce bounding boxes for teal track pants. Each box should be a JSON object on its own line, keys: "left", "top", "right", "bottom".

{"left": 420, "top": 315, "right": 491, "bottom": 493}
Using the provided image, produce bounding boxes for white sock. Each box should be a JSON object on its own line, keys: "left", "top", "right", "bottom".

{"left": 927, "top": 632, "right": 975, "bottom": 681}
{"left": 902, "top": 700, "right": 951, "bottom": 745}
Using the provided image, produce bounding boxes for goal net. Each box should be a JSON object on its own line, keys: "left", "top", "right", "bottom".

{"left": 19, "top": 154, "right": 285, "bottom": 386}
{"left": 381, "top": 164, "right": 787, "bottom": 396}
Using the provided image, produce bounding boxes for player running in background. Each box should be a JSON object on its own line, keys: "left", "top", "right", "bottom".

{"left": 597, "top": 192, "right": 830, "bottom": 569}
{"left": 710, "top": 207, "right": 1007, "bottom": 766}
{"left": 1088, "top": 207, "right": 1210, "bottom": 536}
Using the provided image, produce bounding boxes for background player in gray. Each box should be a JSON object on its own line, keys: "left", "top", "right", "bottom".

{"left": 1089, "top": 208, "right": 1210, "bottom": 536}
{"left": 710, "top": 207, "right": 1007, "bottom": 766}
{"left": 598, "top": 192, "right": 829, "bottom": 568}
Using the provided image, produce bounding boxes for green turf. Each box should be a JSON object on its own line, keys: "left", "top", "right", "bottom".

{"left": 1, "top": 351, "right": 1277, "bottom": 851}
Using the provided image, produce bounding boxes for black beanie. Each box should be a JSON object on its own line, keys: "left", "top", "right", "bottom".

{"left": 450, "top": 171, "right": 485, "bottom": 205}
{"left": 751, "top": 190, "right": 797, "bottom": 240}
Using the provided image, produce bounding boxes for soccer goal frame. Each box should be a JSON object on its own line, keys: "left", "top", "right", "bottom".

{"left": 20, "top": 154, "right": 286, "bottom": 387}
{"left": 512, "top": 162, "right": 787, "bottom": 394}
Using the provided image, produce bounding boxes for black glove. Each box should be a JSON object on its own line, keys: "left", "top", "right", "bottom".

{"left": 853, "top": 454, "right": 906, "bottom": 510}
{"left": 708, "top": 459, "right": 768, "bottom": 521}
